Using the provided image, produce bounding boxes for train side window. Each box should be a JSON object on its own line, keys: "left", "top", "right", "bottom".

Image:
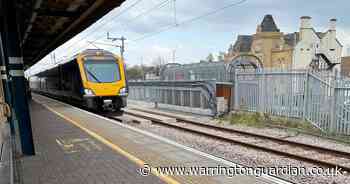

{"left": 72, "top": 62, "right": 83, "bottom": 94}
{"left": 61, "top": 63, "right": 73, "bottom": 91}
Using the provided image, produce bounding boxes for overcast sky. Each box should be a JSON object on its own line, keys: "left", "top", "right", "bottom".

{"left": 26, "top": 0, "right": 350, "bottom": 75}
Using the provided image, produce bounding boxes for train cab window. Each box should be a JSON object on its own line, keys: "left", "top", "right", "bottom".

{"left": 84, "top": 59, "right": 120, "bottom": 83}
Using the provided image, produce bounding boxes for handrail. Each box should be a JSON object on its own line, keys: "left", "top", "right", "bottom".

{"left": 128, "top": 80, "right": 217, "bottom": 116}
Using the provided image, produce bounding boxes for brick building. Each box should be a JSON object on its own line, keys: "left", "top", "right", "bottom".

{"left": 341, "top": 56, "right": 350, "bottom": 77}
{"left": 224, "top": 14, "right": 342, "bottom": 73}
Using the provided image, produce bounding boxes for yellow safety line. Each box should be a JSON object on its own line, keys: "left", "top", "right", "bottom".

{"left": 35, "top": 99, "right": 180, "bottom": 184}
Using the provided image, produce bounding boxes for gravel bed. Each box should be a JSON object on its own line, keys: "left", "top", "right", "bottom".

{"left": 285, "top": 135, "right": 350, "bottom": 152}
{"left": 130, "top": 122, "right": 350, "bottom": 184}
{"left": 128, "top": 102, "right": 350, "bottom": 154}
{"left": 216, "top": 123, "right": 350, "bottom": 153}
{"left": 211, "top": 122, "right": 300, "bottom": 138}
{"left": 176, "top": 121, "right": 346, "bottom": 162}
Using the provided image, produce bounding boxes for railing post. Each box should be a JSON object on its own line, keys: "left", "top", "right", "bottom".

{"left": 137, "top": 87, "right": 140, "bottom": 100}
{"left": 172, "top": 87, "right": 175, "bottom": 105}
{"left": 190, "top": 88, "right": 193, "bottom": 108}
{"left": 180, "top": 90, "right": 184, "bottom": 106}
{"left": 199, "top": 93, "right": 204, "bottom": 109}
{"left": 234, "top": 69, "right": 239, "bottom": 110}
{"left": 303, "top": 71, "right": 310, "bottom": 119}
{"left": 260, "top": 70, "right": 266, "bottom": 113}
{"left": 154, "top": 87, "right": 159, "bottom": 108}
{"left": 330, "top": 80, "right": 338, "bottom": 133}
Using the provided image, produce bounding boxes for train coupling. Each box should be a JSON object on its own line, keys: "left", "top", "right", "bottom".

{"left": 102, "top": 99, "right": 114, "bottom": 110}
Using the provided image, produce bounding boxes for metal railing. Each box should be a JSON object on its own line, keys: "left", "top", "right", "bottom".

{"left": 161, "top": 62, "right": 231, "bottom": 82}
{"left": 128, "top": 80, "right": 217, "bottom": 116}
{"left": 234, "top": 69, "right": 350, "bottom": 135}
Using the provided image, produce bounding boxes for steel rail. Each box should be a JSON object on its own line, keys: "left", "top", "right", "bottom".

{"left": 98, "top": 112, "right": 294, "bottom": 184}
{"left": 130, "top": 108, "right": 350, "bottom": 156}
{"left": 124, "top": 109, "right": 350, "bottom": 173}
{"left": 33, "top": 92, "right": 350, "bottom": 175}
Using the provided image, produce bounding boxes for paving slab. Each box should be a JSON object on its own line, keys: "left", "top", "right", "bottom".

{"left": 20, "top": 99, "right": 165, "bottom": 184}
{"left": 27, "top": 94, "right": 290, "bottom": 184}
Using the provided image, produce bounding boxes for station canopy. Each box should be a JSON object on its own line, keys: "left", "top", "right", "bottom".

{"left": 10, "top": 0, "right": 126, "bottom": 67}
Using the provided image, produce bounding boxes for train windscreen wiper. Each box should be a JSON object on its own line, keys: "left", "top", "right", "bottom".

{"left": 85, "top": 68, "right": 102, "bottom": 83}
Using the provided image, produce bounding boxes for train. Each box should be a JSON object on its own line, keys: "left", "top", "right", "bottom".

{"left": 29, "top": 49, "right": 128, "bottom": 111}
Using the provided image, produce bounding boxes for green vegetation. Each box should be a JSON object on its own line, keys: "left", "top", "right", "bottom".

{"left": 217, "top": 112, "right": 350, "bottom": 144}
{"left": 126, "top": 66, "right": 144, "bottom": 80}
{"left": 126, "top": 65, "right": 160, "bottom": 81}
{"left": 218, "top": 112, "right": 321, "bottom": 133}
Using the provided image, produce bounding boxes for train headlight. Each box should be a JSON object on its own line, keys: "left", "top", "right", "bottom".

{"left": 119, "top": 87, "right": 128, "bottom": 96}
{"left": 84, "top": 88, "right": 95, "bottom": 96}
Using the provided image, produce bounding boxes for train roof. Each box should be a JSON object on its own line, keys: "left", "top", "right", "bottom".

{"left": 59, "top": 49, "right": 116, "bottom": 64}
{"left": 80, "top": 49, "right": 116, "bottom": 57}
{"left": 33, "top": 49, "right": 117, "bottom": 76}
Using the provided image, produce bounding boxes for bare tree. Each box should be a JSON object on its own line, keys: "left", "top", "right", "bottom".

{"left": 206, "top": 53, "right": 214, "bottom": 62}
{"left": 217, "top": 52, "right": 225, "bottom": 61}
{"left": 152, "top": 56, "right": 168, "bottom": 76}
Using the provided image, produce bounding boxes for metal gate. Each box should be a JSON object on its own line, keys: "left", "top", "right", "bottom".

{"left": 234, "top": 69, "right": 350, "bottom": 135}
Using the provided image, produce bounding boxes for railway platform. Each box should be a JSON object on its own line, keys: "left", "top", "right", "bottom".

{"left": 18, "top": 94, "right": 286, "bottom": 184}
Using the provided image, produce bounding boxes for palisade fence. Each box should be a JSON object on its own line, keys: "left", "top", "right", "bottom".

{"left": 128, "top": 80, "right": 217, "bottom": 116}
{"left": 234, "top": 69, "right": 350, "bottom": 135}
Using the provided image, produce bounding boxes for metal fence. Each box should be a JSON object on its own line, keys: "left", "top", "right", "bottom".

{"left": 161, "top": 62, "right": 230, "bottom": 82}
{"left": 234, "top": 69, "right": 350, "bottom": 135}
{"left": 128, "top": 80, "right": 217, "bottom": 116}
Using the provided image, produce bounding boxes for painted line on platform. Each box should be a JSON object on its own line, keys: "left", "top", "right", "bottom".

{"left": 33, "top": 94, "right": 293, "bottom": 184}
{"left": 33, "top": 97, "right": 180, "bottom": 184}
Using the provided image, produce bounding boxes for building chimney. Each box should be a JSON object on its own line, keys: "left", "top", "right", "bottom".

{"left": 256, "top": 25, "right": 262, "bottom": 33}
{"left": 300, "top": 16, "right": 312, "bottom": 40}
{"left": 329, "top": 18, "right": 337, "bottom": 31}
{"left": 300, "top": 16, "right": 312, "bottom": 29}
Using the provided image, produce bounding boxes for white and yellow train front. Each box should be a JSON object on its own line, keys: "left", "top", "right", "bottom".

{"left": 77, "top": 50, "right": 128, "bottom": 110}
{"left": 30, "top": 49, "right": 128, "bottom": 111}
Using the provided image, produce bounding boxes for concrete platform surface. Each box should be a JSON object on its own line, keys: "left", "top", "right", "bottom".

{"left": 20, "top": 99, "right": 165, "bottom": 184}
{"left": 21, "top": 94, "right": 288, "bottom": 184}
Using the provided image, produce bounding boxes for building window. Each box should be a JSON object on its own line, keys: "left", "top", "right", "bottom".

{"left": 301, "top": 48, "right": 304, "bottom": 51}
{"left": 330, "top": 49, "right": 335, "bottom": 51}
{"left": 306, "top": 48, "right": 310, "bottom": 51}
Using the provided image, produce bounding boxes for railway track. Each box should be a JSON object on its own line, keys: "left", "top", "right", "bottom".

{"left": 33, "top": 94, "right": 347, "bottom": 183}
{"left": 121, "top": 108, "right": 350, "bottom": 173}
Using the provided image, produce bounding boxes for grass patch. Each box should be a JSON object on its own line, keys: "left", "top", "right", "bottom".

{"left": 227, "top": 112, "right": 265, "bottom": 128}
{"left": 218, "top": 112, "right": 321, "bottom": 133}
{"left": 216, "top": 112, "right": 350, "bottom": 145}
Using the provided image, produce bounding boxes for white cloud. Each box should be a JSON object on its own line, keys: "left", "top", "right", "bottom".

{"left": 27, "top": 0, "right": 350, "bottom": 75}
{"left": 151, "top": 45, "right": 172, "bottom": 53}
